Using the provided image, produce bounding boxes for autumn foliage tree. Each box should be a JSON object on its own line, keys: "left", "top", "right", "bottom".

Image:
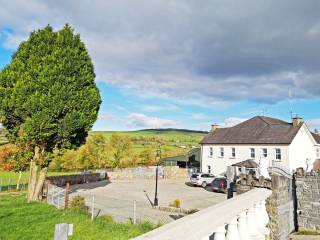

{"left": 0, "top": 24, "right": 101, "bottom": 201}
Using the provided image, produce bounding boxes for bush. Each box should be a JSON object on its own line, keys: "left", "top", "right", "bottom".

{"left": 69, "top": 195, "right": 87, "bottom": 213}
{"left": 169, "top": 198, "right": 181, "bottom": 208}
{"left": 98, "top": 215, "right": 114, "bottom": 225}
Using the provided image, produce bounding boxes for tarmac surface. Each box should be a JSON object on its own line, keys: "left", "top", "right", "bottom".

{"left": 70, "top": 179, "right": 226, "bottom": 223}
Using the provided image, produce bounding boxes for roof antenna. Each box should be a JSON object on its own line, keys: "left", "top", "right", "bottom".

{"left": 289, "top": 87, "right": 293, "bottom": 119}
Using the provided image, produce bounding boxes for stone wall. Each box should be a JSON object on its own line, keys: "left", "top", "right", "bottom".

{"left": 236, "top": 174, "right": 271, "bottom": 194}
{"left": 107, "top": 166, "right": 189, "bottom": 180}
{"left": 266, "top": 175, "right": 294, "bottom": 240}
{"left": 295, "top": 169, "right": 320, "bottom": 230}
{"left": 46, "top": 173, "right": 102, "bottom": 187}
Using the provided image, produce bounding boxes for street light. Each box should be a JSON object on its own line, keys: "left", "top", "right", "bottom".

{"left": 154, "top": 145, "right": 161, "bottom": 207}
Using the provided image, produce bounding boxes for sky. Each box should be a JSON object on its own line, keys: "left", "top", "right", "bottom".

{"left": 0, "top": 0, "right": 320, "bottom": 131}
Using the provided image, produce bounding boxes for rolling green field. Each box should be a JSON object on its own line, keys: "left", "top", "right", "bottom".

{"left": 0, "top": 194, "right": 157, "bottom": 240}
{"left": 91, "top": 129, "right": 207, "bottom": 155}
{"left": 0, "top": 171, "right": 79, "bottom": 186}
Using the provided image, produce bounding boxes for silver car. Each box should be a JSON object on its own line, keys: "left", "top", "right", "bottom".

{"left": 190, "top": 173, "right": 215, "bottom": 187}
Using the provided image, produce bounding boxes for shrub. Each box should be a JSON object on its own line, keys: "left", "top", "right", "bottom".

{"left": 98, "top": 215, "right": 114, "bottom": 225}
{"left": 69, "top": 195, "right": 87, "bottom": 213}
{"left": 169, "top": 198, "right": 181, "bottom": 208}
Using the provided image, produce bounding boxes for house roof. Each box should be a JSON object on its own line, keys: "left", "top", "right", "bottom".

{"left": 201, "top": 116, "right": 302, "bottom": 144}
{"left": 231, "top": 159, "right": 259, "bottom": 168}
{"left": 312, "top": 133, "right": 320, "bottom": 144}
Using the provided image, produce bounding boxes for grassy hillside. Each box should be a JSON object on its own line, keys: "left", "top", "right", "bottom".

{"left": 91, "top": 129, "right": 207, "bottom": 156}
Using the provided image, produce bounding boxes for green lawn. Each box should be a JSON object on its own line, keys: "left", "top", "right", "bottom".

{"left": 0, "top": 194, "right": 156, "bottom": 240}
{"left": 0, "top": 171, "right": 79, "bottom": 186}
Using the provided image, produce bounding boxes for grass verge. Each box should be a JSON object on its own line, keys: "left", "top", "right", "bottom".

{"left": 0, "top": 194, "right": 157, "bottom": 240}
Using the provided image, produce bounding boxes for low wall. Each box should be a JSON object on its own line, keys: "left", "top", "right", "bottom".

{"left": 45, "top": 173, "right": 102, "bottom": 187}
{"left": 295, "top": 169, "right": 320, "bottom": 230}
{"left": 236, "top": 173, "right": 293, "bottom": 240}
{"left": 107, "top": 166, "right": 189, "bottom": 180}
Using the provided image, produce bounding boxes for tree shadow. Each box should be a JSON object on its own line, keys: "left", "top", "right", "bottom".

{"left": 70, "top": 180, "right": 111, "bottom": 193}
{"left": 169, "top": 214, "right": 185, "bottom": 220}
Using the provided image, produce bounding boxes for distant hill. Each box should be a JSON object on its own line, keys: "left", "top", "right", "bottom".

{"left": 91, "top": 128, "right": 207, "bottom": 155}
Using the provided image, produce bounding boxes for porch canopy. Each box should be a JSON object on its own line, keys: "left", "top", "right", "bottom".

{"left": 231, "top": 159, "right": 259, "bottom": 168}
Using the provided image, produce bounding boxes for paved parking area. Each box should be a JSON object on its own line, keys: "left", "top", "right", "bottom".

{"left": 71, "top": 179, "right": 226, "bottom": 223}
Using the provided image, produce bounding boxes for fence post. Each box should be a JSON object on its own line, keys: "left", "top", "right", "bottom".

{"left": 65, "top": 182, "right": 70, "bottom": 209}
{"left": 91, "top": 195, "right": 95, "bottom": 221}
{"left": 133, "top": 200, "right": 137, "bottom": 224}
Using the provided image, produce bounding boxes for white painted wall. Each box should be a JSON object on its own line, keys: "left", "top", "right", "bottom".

{"left": 201, "top": 123, "right": 319, "bottom": 176}
{"left": 201, "top": 144, "right": 289, "bottom": 176}
{"left": 288, "top": 124, "right": 317, "bottom": 171}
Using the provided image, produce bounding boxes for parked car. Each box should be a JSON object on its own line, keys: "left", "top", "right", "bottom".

{"left": 211, "top": 177, "right": 227, "bottom": 193}
{"left": 211, "top": 177, "right": 237, "bottom": 193}
{"left": 190, "top": 173, "right": 215, "bottom": 187}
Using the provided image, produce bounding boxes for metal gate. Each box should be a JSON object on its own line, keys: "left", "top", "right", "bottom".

{"left": 47, "top": 184, "right": 66, "bottom": 209}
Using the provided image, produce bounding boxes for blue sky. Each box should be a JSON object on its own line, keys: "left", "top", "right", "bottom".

{"left": 1, "top": 1, "right": 320, "bottom": 131}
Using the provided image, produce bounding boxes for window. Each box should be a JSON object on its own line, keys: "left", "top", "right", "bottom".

{"left": 262, "top": 148, "right": 267, "bottom": 158}
{"left": 316, "top": 148, "right": 320, "bottom": 158}
{"left": 220, "top": 147, "right": 224, "bottom": 157}
{"left": 250, "top": 148, "right": 255, "bottom": 159}
{"left": 207, "top": 166, "right": 211, "bottom": 174}
{"left": 209, "top": 147, "right": 213, "bottom": 157}
{"left": 231, "top": 148, "right": 236, "bottom": 158}
{"left": 275, "top": 148, "right": 281, "bottom": 160}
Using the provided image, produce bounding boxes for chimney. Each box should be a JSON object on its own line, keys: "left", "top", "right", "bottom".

{"left": 210, "top": 124, "right": 219, "bottom": 132}
{"left": 292, "top": 115, "right": 303, "bottom": 127}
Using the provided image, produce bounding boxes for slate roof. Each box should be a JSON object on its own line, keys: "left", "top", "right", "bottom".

{"left": 201, "top": 116, "right": 302, "bottom": 144}
{"left": 311, "top": 133, "right": 320, "bottom": 144}
{"left": 231, "top": 159, "right": 259, "bottom": 168}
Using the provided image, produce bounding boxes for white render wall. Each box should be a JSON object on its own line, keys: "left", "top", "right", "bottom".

{"left": 201, "top": 123, "right": 319, "bottom": 176}
{"left": 201, "top": 143, "right": 289, "bottom": 176}
{"left": 288, "top": 124, "right": 317, "bottom": 171}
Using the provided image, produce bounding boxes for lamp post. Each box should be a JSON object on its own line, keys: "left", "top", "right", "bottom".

{"left": 154, "top": 145, "right": 161, "bottom": 207}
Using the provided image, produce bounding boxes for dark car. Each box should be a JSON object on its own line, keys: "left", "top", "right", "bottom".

{"left": 211, "top": 177, "right": 227, "bottom": 193}
{"left": 211, "top": 177, "right": 237, "bottom": 193}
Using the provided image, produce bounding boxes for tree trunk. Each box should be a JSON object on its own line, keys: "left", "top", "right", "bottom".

{"left": 32, "top": 167, "right": 48, "bottom": 201}
{"left": 16, "top": 170, "right": 22, "bottom": 190}
{"left": 27, "top": 160, "right": 38, "bottom": 202}
{"left": 27, "top": 146, "right": 40, "bottom": 202}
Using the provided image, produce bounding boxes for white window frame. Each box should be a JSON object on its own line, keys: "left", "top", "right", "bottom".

{"left": 316, "top": 148, "right": 320, "bottom": 158}
{"left": 250, "top": 148, "right": 255, "bottom": 159}
{"left": 262, "top": 148, "right": 267, "bottom": 158}
{"left": 231, "top": 147, "right": 235, "bottom": 158}
{"left": 220, "top": 147, "right": 224, "bottom": 157}
{"left": 275, "top": 148, "right": 281, "bottom": 160}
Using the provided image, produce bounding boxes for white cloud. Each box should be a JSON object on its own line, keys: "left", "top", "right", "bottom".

{"left": 305, "top": 119, "right": 320, "bottom": 131}
{"left": 1, "top": 1, "right": 320, "bottom": 105}
{"left": 224, "top": 117, "right": 248, "bottom": 127}
{"left": 126, "top": 113, "right": 176, "bottom": 129}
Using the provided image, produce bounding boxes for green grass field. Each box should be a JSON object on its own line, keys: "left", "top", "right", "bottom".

{"left": 0, "top": 171, "right": 79, "bottom": 186}
{"left": 0, "top": 194, "right": 156, "bottom": 239}
{"left": 91, "top": 129, "right": 206, "bottom": 156}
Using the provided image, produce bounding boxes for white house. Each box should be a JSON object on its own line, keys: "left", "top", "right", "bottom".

{"left": 200, "top": 116, "right": 320, "bottom": 177}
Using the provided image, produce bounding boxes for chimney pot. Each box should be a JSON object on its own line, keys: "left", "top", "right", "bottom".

{"left": 211, "top": 124, "right": 219, "bottom": 132}
{"left": 292, "top": 115, "right": 303, "bottom": 127}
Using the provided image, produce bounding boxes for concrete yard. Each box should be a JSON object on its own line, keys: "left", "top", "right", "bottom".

{"left": 70, "top": 179, "right": 227, "bottom": 224}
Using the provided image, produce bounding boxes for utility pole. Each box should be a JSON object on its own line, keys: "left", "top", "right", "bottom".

{"left": 154, "top": 145, "right": 161, "bottom": 207}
